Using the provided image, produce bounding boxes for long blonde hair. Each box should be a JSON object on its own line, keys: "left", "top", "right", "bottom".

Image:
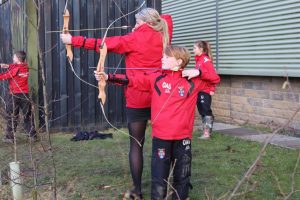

{"left": 135, "top": 8, "right": 169, "bottom": 49}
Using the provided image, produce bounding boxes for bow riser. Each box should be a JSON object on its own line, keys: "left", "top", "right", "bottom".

{"left": 96, "top": 43, "right": 107, "bottom": 104}
{"left": 63, "top": 10, "right": 73, "bottom": 61}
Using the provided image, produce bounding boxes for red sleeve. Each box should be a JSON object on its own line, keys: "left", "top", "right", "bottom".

{"left": 200, "top": 61, "right": 220, "bottom": 84}
{"left": 107, "top": 73, "right": 128, "bottom": 86}
{"left": 127, "top": 74, "right": 152, "bottom": 92}
{"left": 0, "top": 65, "right": 19, "bottom": 81}
{"left": 194, "top": 78, "right": 206, "bottom": 92}
{"left": 161, "top": 14, "right": 173, "bottom": 44}
{"left": 72, "top": 33, "right": 137, "bottom": 54}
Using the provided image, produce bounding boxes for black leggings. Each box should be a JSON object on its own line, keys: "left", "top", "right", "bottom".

{"left": 128, "top": 120, "right": 147, "bottom": 194}
{"left": 197, "top": 91, "right": 213, "bottom": 117}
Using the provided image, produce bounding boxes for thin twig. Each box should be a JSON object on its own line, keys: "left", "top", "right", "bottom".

{"left": 271, "top": 170, "right": 286, "bottom": 197}
{"left": 284, "top": 151, "right": 300, "bottom": 200}
{"left": 227, "top": 106, "right": 300, "bottom": 200}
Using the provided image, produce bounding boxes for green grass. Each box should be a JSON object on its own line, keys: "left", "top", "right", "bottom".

{"left": 0, "top": 129, "right": 300, "bottom": 200}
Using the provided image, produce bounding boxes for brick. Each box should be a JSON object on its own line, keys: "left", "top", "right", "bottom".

{"left": 213, "top": 94, "right": 230, "bottom": 102}
{"left": 243, "top": 81, "right": 254, "bottom": 89}
{"left": 216, "top": 116, "right": 232, "bottom": 122}
{"left": 215, "top": 87, "right": 231, "bottom": 95}
{"left": 263, "top": 99, "right": 300, "bottom": 110}
{"left": 231, "top": 78, "right": 244, "bottom": 88}
{"left": 231, "top": 96, "right": 249, "bottom": 104}
{"left": 231, "top": 88, "right": 245, "bottom": 96}
{"left": 243, "top": 81, "right": 263, "bottom": 90}
{"left": 283, "top": 92, "right": 299, "bottom": 103}
{"left": 247, "top": 97, "right": 263, "bottom": 107}
{"left": 212, "top": 101, "right": 230, "bottom": 110}
{"left": 214, "top": 108, "right": 231, "bottom": 117}
{"left": 231, "top": 103, "right": 254, "bottom": 113}
{"left": 218, "top": 75, "right": 231, "bottom": 87}
{"left": 244, "top": 89, "right": 270, "bottom": 99}
{"left": 270, "top": 92, "right": 284, "bottom": 101}
{"left": 231, "top": 111, "right": 251, "bottom": 121}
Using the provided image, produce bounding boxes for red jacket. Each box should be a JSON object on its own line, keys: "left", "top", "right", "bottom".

{"left": 0, "top": 63, "right": 29, "bottom": 94}
{"left": 71, "top": 15, "right": 173, "bottom": 108}
{"left": 108, "top": 70, "right": 205, "bottom": 140}
{"left": 194, "top": 53, "right": 220, "bottom": 94}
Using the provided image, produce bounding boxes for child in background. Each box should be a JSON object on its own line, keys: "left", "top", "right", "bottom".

{"left": 95, "top": 45, "right": 206, "bottom": 199}
{"left": 0, "top": 51, "right": 37, "bottom": 143}
{"left": 190, "top": 40, "right": 220, "bottom": 139}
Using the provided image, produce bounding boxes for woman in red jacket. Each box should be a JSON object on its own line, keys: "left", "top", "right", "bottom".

{"left": 191, "top": 40, "right": 220, "bottom": 139}
{"left": 60, "top": 8, "right": 172, "bottom": 199}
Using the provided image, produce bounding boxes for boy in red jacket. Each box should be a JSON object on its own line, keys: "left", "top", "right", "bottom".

{"left": 0, "top": 51, "right": 37, "bottom": 143}
{"left": 95, "top": 45, "right": 206, "bottom": 200}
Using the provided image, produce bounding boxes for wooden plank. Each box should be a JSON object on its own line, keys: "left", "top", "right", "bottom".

{"left": 44, "top": 0, "right": 53, "bottom": 127}
{"left": 51, "top": 0, "right": 61, "bottom": 127}
{"left": 87, "top": 0, "right": 96, "bottom": 128}
{"left": 72, "top": 0, "right": 82, "bottom": 129}
{"left": 79, "top": 0, "right": 89, "bottom": 127}
{"left": 58, "top": 0, "right": 68, "bottom": 130}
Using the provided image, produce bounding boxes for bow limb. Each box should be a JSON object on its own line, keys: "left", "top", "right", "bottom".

{"left": 96, "top": 43, "right": 107, "bottom": 105}
{"left": 63, "top": 9, "right": 73, "bottom": 62}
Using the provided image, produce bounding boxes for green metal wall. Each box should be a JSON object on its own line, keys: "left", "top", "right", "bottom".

{"left": 162, "top": 0, "right": 300, "bottom": 77}
{"left": 162, "top": 0, "right": 217, "bottom": 69}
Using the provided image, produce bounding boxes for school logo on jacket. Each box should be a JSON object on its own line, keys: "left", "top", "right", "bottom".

{"left": 178, "top": 86, "right": 185, "bottom": 97}
{"left": 162, "top": 82, "right": 171, "bottom": 93}
{"left": 200, "top": 95, "right": 205, "bottom": 103}
{"left": 18, "top": 72, "right": 29, "bottom": 78}
{"left": 204, "top": 57, "right": 210, "bottom": 63}
{"left": 157, "top": 148, "right": 166, "bottom": 159}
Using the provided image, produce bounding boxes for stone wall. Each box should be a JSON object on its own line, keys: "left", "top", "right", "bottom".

{"left": 211, "top": 75, "right": 300, "bottom": 130}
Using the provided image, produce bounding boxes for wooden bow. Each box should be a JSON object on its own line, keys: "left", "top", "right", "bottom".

{"left": 63, "top": 9, "right": 73, "bottom": 61}
{"left": 96, "top": 43, "right": 107, "bottom": 105}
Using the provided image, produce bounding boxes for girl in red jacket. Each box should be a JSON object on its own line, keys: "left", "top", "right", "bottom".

{"left": 60, "top": 8, "right": 172, "bottom": 199}
{"left": 95, "top": 45, "right": 206, "bottom": 200}
{"left": 190, "top": 41, "right": 220, "bottom": 139}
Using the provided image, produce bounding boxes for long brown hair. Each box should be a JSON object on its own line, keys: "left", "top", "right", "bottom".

{"left": 195, "top": 40, "right": 213, "bottom": 62}
{"left": 135, "top": 8, "right": 169, "bottom": 49}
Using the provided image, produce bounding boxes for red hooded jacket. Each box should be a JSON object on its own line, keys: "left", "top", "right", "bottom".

{"left": 0, "top": 63, "right": 29, "bottom": 94}
{"left": 194, "top": 54, "right": 220, "bottom": 94}
{"left": 108, "top": 70, "right": 205, "bottom": 140}
{"left": 71, "top": 15, "right": 173, "bottom": 108}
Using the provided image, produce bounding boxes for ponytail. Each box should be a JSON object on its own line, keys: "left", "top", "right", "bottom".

{"left": 135, "top": 8, "right": 170, "bottom": 49}
{"left": 195, "top": 40, "right": 214, "bottom": 62}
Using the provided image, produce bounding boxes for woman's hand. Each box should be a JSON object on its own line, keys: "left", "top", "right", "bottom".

{"left": 0, "top": 63, "right": 9, "bottom": 68}
{"left": 60, "top": 33, "right": 72, "bottom": 44}
{"left": 94, "top": 71, "right": 108, "bottom": 82}
{"left": 182, "top": 69, "right": 200, "bottom": 80}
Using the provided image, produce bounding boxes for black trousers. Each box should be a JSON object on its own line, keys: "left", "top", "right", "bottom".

{"left": 151, "top": 137, "right": 192, "bottom": 200}
{"left": 197, "top": 92, "right": 213, "bottom": 117}
{"left": 5, "top": 93, "right": 36, "bottom": 138}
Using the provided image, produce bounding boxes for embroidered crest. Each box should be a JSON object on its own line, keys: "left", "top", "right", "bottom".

{"left": 178, "top": 86, "right": 185, "bottom": 97}
{"left": 204, "top": 57, "right": 210, "bottom": 63}
{"left": 157, "top": 148, "right": 166, "bottom": 159}
{"left": 162, "top": 82, "right": 171, "bottom": 93}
